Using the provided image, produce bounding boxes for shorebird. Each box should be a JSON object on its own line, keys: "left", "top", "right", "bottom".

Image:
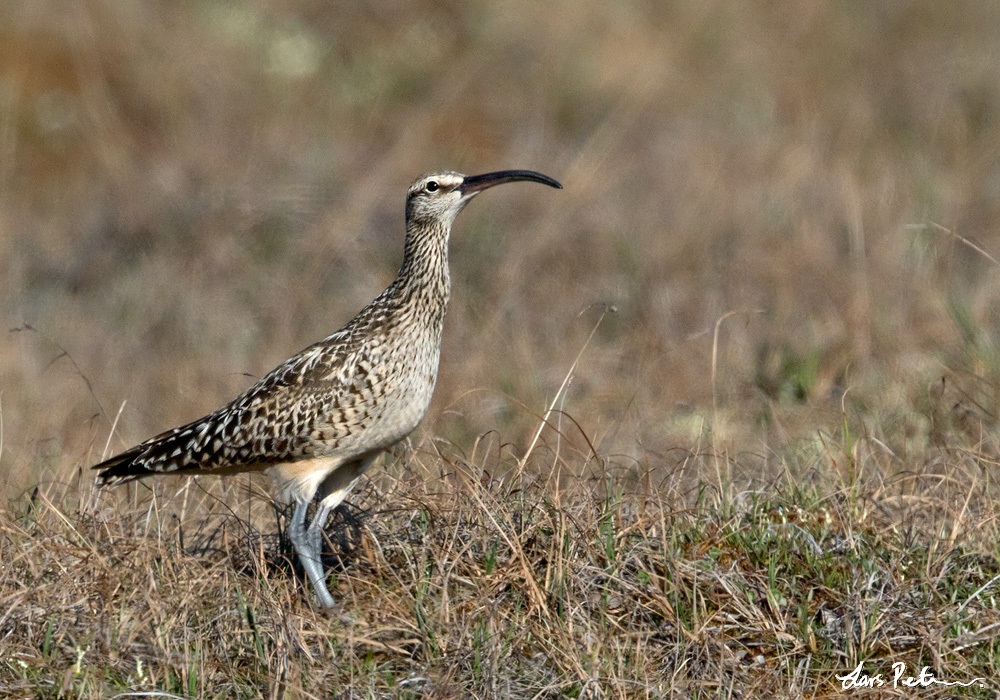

{"left": 93, "top": 169, "right": 562, "bottom": 608}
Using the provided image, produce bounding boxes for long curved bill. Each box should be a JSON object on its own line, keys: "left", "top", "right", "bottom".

{"left": 460, "top": 169, "right": 563, "bottom": 195}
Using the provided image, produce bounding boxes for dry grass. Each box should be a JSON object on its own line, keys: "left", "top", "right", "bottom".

{"left": 4, "top": 429, "right": 1000, "bottom": 698}
{"left": 3, "top": 0, "right": 1000, "bottom": 697}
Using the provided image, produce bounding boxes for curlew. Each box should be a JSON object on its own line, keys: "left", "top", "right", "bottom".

{"left": 93, "top": 169, "right": 562, "bottom": 608}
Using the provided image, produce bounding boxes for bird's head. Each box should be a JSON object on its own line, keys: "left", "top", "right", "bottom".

{"left": 405, "top": 169, "right": 562, "bottom": 227}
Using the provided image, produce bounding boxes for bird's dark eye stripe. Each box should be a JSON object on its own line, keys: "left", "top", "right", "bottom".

{"left": 426, "top": 181, "right": 439, "bottom": 192}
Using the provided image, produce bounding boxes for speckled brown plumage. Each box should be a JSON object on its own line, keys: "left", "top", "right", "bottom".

{"left": 93, "top": 169, "right": 562, "bottom": 608}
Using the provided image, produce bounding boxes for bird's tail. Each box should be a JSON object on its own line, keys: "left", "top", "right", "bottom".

{"left": 92, "top": 444, "right": 157, "bottom": 486}
{"left": 92, "top": 414, "right": 230, "bottom": 486}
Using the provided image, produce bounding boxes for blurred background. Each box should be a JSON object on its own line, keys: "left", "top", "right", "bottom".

{"left": 3, "top": 0, "right": 1000, "bottom": 499}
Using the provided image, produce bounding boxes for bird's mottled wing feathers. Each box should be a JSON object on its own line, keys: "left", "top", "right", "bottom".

{"left": 94, "top": 323, "right": 388, "bottom": 485}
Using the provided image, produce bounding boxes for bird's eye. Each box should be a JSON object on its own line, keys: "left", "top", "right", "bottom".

{"left": 425, "top": 181, "right": 439, "bottom": 193}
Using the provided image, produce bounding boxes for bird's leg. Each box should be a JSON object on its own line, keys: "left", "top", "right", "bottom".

{"left": 288, "top": 499, "right": 337, "bottom": 609}
{"left": 296, "top": 456, "right": 374, "bottom": 609}
{"left": 307, "top": 501, "right": 333, "bottom": 581}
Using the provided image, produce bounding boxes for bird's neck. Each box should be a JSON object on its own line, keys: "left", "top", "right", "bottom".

{"left": 393, "top": 219, "right": 452, "bottom": 312}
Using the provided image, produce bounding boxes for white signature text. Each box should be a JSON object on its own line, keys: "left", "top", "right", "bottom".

{"left": 836, "top": 662, "right": 986, "bottom": 690}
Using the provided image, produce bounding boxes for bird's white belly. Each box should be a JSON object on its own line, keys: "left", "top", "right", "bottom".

{"left": 267, "top": 455, "right": 341, "bottom": 503}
